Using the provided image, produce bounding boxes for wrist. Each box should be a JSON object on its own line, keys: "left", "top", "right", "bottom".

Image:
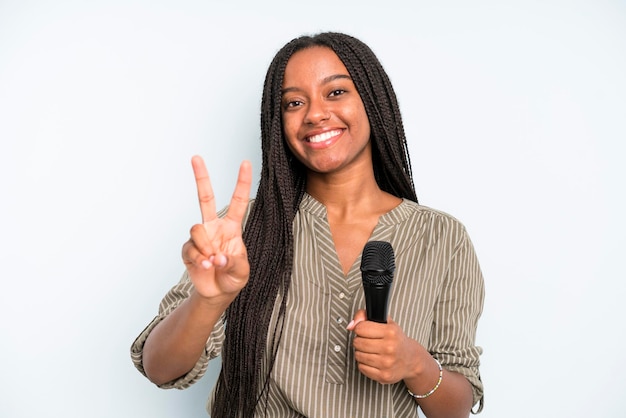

{"left": 189, "top": 289, "right": 235, "bottom": 312}
{"left": 404, "top": 355, "right": 443, "bottom": 400}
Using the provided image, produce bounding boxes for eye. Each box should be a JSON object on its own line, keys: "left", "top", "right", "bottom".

{"left": 283, "top": 99, "right": 303, "bottom": 110}
{"left": 329, "top": 89, "right": 346, "bottom": 97}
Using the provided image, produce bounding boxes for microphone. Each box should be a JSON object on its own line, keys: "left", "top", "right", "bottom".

{"left": 360, "top": 241, "right": 395, "bottom": 323}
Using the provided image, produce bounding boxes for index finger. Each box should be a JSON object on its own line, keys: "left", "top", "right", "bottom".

{"left": 347, "top": 309, "right": 367, "bottom": 331}
{"left": 191, "top": 155, "right": 216, "bottom": 224}
{"left": 224, "top": 160, "right": 252, "bottom": 225}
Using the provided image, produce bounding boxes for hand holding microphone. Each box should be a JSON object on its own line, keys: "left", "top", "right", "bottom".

{"left": 348, "top": 240, "right": 421, "bottom": 385}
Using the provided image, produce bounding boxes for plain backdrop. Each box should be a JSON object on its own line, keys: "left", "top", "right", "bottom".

{"left": 1, "top": 1, "right": 625, "bottom": 417}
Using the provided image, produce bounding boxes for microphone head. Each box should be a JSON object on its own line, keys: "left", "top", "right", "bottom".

{"left": 360, "top": 241, "right": 395, "bottom": 286}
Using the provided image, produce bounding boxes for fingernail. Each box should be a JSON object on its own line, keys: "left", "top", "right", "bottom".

{"left": 201, "top": 260, "right": 212, "bottom": 269}
{"left": 215, "top": 254, "right": 227, "bottom": 267}
{"left": 346, "top": 320, "right": 355, "bottom": 330}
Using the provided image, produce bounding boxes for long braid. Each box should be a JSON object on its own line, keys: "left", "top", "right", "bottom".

{"left": 211, "top": 32, "right": 416, "bottom": 417}
{"left": 325, "top": 34, "right": 417, "bottom": 201}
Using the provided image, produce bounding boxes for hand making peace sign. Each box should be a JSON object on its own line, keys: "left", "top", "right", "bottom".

{"left": 182, "top": 155, "right": 252, "bottom": 302}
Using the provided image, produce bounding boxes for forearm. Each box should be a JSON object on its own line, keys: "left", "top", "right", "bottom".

{"left": 142, "top": 290, "right": 232, "bottom": 385}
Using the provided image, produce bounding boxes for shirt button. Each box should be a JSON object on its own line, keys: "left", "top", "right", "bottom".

{"left": 338, "top": 292, "right": 346, "bottom": 299}
{"left": 334, "top": 345, "right": 341, "bottom": 352}
{"left": 336, "top": 317, "right": 344, "bottom": 324}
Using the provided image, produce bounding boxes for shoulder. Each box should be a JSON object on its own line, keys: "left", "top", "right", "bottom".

{"left": 397, "top": 199, "right": 467, "bottom": 231}
{"left": 386, "top": 200, "right": 472, "bottom": 251}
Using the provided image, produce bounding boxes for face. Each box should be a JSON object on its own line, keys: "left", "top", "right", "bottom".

{"left": 281, "top": 46, "right": 371, "bottom": 175}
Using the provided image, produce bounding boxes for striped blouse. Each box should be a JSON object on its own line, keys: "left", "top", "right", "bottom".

{"left": 131, "top": 193, "right": 485, "bottom": 417}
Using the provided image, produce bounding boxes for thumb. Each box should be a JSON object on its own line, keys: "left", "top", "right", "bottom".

{"left": 217, "top": 251, "right": 250, "bottom": 281}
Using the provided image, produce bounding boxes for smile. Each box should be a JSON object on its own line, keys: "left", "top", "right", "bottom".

{"left": 306, "top": 129, "right": 343, "bottom": 143}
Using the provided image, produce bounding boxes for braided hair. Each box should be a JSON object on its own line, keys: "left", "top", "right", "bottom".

{"left": 211, "top": 32, "right": 418, "bottom": 417}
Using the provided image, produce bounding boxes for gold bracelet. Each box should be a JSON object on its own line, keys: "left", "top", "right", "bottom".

{"left": 407, "top": 358, "right": 443, "bottom": 399}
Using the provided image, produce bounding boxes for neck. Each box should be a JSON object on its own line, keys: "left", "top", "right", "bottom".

{"left": 306, "top": 169, "right": 398, "bottom": 221}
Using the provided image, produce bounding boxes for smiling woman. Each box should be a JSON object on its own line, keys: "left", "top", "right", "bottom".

{"left": 1, "top": 1, "right": 624, "bottom": 417}
{"left": 131, "top": 32, "right": 485, "bottom": 418}
{"left": 281, "top": 47, "right": 372, "bottom": 176}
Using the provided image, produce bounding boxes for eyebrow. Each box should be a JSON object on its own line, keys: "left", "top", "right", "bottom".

{"left": 281, "top": 74, "right": 352, "bottom": 95}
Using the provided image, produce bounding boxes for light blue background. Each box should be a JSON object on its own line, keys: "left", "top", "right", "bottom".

{"left": 1, "top": 1, "right": 624, "bottom": 417}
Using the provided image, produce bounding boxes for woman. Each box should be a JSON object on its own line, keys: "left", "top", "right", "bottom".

{"left": 132, "top": 32, "right": 484, "bottom": 417}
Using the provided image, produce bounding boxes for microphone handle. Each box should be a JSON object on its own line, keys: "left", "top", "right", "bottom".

{"left": 363, "top": 283, "right": 391, "bottom": 323}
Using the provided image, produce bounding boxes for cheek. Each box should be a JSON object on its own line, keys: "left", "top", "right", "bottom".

{"left": 281, "top": 117, "right": 298, "bottom": 143}
{"left": 282, "top": 121, "right": 302, "bottom": 157}
{"left": 350, "top": 108, "right": 371, "bottom": 139}
{"left": 344, "top": 100, "right": 369, "bottom": 130}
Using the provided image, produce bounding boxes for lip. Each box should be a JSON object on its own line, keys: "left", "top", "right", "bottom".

{"left": 303, "top": 128, "right": 344, "bottom": 148}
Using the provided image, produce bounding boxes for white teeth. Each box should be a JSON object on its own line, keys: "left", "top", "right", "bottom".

{"left": 307, "top": 130, "right": 341, "bottom": 143}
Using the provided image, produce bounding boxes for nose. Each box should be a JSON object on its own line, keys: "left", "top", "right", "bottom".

{"left": 304, "top": 98, "right": 330, "bottom": 125}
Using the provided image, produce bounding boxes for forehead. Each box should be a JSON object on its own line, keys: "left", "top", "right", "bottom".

{"left": 283, "top": 46, "right": 349, "bottom": 85}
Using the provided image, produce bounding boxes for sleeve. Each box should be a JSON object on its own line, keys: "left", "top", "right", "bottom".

{"left": 130, "top": 270, "right": 226, "bottom": 389}
{"left": 430, "top": 225, "right": 485, "bottom": 413}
